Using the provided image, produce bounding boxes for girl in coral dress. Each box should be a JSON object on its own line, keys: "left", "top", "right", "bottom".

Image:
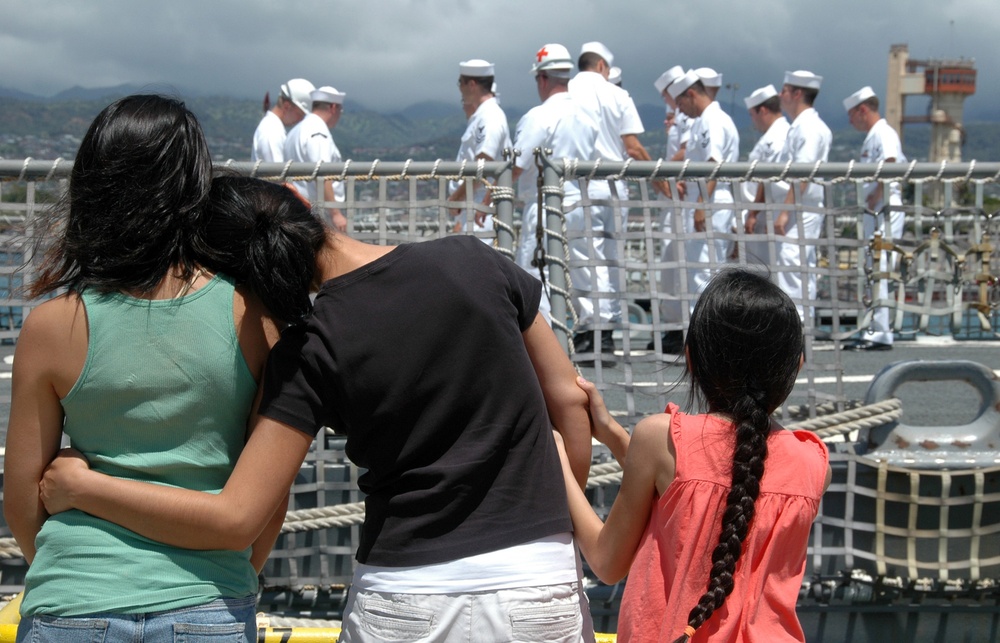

{"left": 557, "top": 269, "right": 831, "bottom": 642}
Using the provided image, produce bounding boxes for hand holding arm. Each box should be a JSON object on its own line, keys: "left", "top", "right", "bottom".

{"left": 576, "top": 377, "right": 629, "bottom": 465}
{"left": 523, "top": 313, "right": 591, "bottom": 490}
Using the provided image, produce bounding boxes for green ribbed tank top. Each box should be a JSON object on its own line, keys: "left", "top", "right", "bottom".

{"left": 21, "top": 274, "right": 260, "bottom": 616}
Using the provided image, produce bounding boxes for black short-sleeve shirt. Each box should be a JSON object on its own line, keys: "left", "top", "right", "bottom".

{"left": 259, "top": 236, "right": 571, "bottom": 566}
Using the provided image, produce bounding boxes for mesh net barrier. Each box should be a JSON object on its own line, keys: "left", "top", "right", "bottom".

{"left": 1, "top": 157, "right": 998, "bottom": 599}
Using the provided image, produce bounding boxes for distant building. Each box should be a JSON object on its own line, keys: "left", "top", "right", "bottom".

{"left": 886, "top": 43, "right": 976, "bottom": 164}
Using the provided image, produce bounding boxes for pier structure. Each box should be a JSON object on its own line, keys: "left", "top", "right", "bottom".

{"left": 885, "top": 43, "right": 976, "bottom": 164}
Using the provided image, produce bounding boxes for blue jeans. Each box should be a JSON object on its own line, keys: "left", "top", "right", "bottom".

{"left": 16, "top": 595, "right": 256, "bottom": 643}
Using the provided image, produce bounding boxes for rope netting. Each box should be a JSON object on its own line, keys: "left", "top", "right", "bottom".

{"left": 1, "top": 157, "right": 998, "bottom": 603}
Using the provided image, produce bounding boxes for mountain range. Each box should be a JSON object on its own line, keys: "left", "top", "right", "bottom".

{"left": 2, "top": 84, "right": 998, "bottom": 164}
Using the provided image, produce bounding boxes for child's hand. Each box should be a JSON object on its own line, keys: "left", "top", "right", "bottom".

{"left": 577, "top": 376, "right": 625, "bottom": 446}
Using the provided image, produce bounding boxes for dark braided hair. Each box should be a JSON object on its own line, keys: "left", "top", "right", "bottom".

{"left": 672, "top": 269, "right": 803, "bottom": 643}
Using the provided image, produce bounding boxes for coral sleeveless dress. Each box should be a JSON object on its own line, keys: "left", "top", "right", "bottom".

{"left": 618, "top": 404, "right": 828, "bottom": 642}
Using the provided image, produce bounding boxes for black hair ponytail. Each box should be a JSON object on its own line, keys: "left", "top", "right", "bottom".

{"left": 673, "top": 269, "right": 802, "bottom": 642}
{"left": 195, "top": 176, "right": 327, "bottom": 324}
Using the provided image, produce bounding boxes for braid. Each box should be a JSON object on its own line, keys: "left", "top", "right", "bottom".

{"left": 671, "top": 396, "right": 771, "bottom": 643}
{"left": 675, "top": 268, "right": 803, "bottom": 642}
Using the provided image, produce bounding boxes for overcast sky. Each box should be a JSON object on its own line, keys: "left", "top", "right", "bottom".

{"left": 3, "top": 0, "right": 997, "bottom": 126}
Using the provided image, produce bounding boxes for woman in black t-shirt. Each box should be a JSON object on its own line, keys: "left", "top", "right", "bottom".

{"left": 40, "top": 177, "right": 598, "bottom": 642}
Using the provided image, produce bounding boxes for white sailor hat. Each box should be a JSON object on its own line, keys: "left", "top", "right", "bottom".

{"left": 580, "top": 41, "right": 614, "bottom": 67}
{"left": 667, "top": 69, "right": 700, "bottom": 99}
{"left": 608, "top": 66, "right": 622, "bottom": 85}
{"left": 459, "top": 59, "right": 495, "bottom": 78}
{"left": 694, "top": 67, "right": 722, "bottom": 88}
{"left": 744, "top": 84, "right": 778, "bottom": 109}
{"left": 310, "top": 86, "right": 345, "bottom": 105}
{"left": 280, "top": 78, "right": 315, "bottom": 113}
{"left": 784, "top": 70, "right": 823, "bottom": 90}
{"left": 531, "top": 43, "right": 574, "bottom": 76}
{"left": 843, "top": 85, "right": 877, "bottom": 111}
{"left": 654, "top": 65, "right": 684, "bottom": 94}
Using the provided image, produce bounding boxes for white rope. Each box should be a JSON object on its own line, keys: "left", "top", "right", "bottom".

{"left": 308, "top": 159, "right": 322, "bottom": 182}
{"left": 676, "top": 158, "right": 691, "bottom": 181}
{"left": 278, "top": 160, "right": 293, "bottom": 182}
{"left": 786, "top": 398, "right": 902, "bottom": 434}
{"left": 650, "top": 158, "right": 664, "bottom": 181}
{"left": 843, "top": 159, "right": 855, "bottom": 181}
{"left": 43, "top": 158, "right": 63, "bottom": 182}
{"left": 17, "top": 158, "right": 32, "bottom": 182}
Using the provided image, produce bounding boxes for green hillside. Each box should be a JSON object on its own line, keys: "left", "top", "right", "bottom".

{"left": 1, "top": 95, "right": 998, "bottom": 163}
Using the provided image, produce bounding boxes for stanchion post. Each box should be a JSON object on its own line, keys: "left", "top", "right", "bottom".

{"left": 495, "top": 154, "right": 515, "bottom": 254}
{"left": 542, "top": 154, "right": 570, "bottom": 350}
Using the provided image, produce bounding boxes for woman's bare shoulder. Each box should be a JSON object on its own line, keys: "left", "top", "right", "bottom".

{"left": 19, "top": 293, "right": 86, "bottom": 338}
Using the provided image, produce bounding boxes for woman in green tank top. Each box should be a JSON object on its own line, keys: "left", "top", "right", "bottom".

{"left": 3, "top": 96, "right": 321, "bottom": 643}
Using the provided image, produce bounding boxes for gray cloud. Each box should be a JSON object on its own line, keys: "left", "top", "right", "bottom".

{"left": 2, "top": 0, "right": 996, "bottom": 124}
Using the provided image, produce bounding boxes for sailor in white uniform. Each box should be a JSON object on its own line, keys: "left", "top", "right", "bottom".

{"left": 284, "top": 86, "right": 348, "bottom": 231}
{"left": 448, "top": 59, "right": 511, "bottom": 239}
{"left": 565, "top": 41, "right": 654, "bottom": 351}
{"left": 657, "top": 65, "right": 692, "bottom": 164}
{"left": 694, "top": 67, "right": 723, "bottom": 100}
{"left": 647, "top": 65, "right": 689, "bottom": 352}
{"left": 513, "top": 44, "right": 600, "bottom": 331}
{"left": 741, "top": 84, "right": 790, "bottom": 265}
{"left": 670, "top": 70, "right": 740, "bottom": 304}
{"left": 607, "top": 66, "right": 622, "bottom": 87}
{"left": 251, "top": 78, "right": 314, "bottom": 163}
{"left": 844, "top": 85, "right": 907, "bottom": 351}
{"left": 776, "top": 70, "right": 832, "bottom": 321}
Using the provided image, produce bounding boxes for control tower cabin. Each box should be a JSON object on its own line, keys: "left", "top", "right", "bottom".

{"left": 885, "top": 43, "right": 976, "bottom": 163}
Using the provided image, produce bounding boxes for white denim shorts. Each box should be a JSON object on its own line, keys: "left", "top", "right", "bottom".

{"left": 338, "top": 581, "right": 595, "bottom": 643}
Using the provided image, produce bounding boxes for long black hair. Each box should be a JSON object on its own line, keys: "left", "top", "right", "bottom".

{"left": 194, "top": 176, "right": 327, "bottom": 324}
{"left": 673, "top": 269, "right": 803, "bottom": 642}
{"left": 31, "top": 94, "right": 212, "bottom": 297}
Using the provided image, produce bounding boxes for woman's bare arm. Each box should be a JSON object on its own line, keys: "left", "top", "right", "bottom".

{"left": 522, "top": 313, "right": 592, "bottom": 489}
{"left": 4, "top": 296, "right": 87, "bottom": 562}
{"left": 41, "top": 416, "right": 314, "bottom": 552}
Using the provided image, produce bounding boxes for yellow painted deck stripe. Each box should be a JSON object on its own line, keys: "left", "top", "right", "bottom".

{"left": 0, "top": 624, "right": 617, "bottom": 642}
